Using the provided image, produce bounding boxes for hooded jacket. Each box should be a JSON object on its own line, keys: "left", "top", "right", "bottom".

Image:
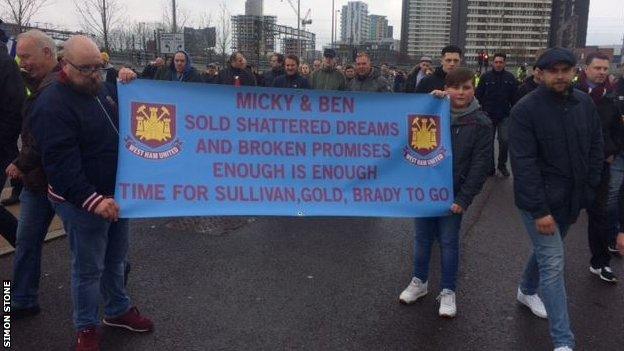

{"left": 450, "top": 99, "right": 493, "bottom": 209}
{"left": 348, "top": 68, "right": 390, "bottom": 93}
{"left": 310, "top": 67, "right": 347, "bottom": 91}
{"left": 476, "top": 68, "right": 518, "bottom": 121}
{"left": 414, "top": 66, "right": 446, "bottom": 93}
{"left": 509, "top": 86, "right": 604, "bottom": 225}
{"left": 154, "top": 51, "right": 203, "bottom": 83}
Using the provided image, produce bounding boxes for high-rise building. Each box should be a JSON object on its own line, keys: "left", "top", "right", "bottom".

{"left": 245, "top": 0, "right": 263, "bottom": 17}
{"left": 449, "top": 0, "right": 552, "bottom": 66}
{"left": 387, "top": 26, "right": 394, "bottom": 39}
{"left": 369, "top": 15, "right": 390, "bottom": 42}
{"left": 231, "top": 14, "right": 277, "bottom": 63}
{"left": 340, "top": 1, "right": 370, "bottom": 45}
{"left": 400, "top": 0, "right": 452, "bottom": 59}
{"left": 549, "top": 0, "right": 590, "bottom": 49}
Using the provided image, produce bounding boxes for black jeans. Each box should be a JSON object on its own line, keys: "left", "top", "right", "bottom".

{"left": 490, "top": 117, "right": 509, "bottom": 171}
{"left": 587, "top": 163, "right": 612, "bottom": 268}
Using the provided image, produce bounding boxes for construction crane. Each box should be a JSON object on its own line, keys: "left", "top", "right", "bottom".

{"left": 280, "top": 0, "right": 312, "bottom": 57}
{"left": 281, "top": 0, "right": 312, "bottom": 29}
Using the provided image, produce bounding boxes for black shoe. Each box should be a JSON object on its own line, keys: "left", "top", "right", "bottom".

{"left": 488, "top": 169, "right": 496, "bottom": 177}
{"left": 590, "top": 266, "right": 618, "bottom": 283}
{"left": 498, "top": 167, "right": 510, "bottom": 177}
{"left": 0, "top": 197, "right": 19, "bottom": 206}
{"left": 11, "top": 305, "right": 41, "bottom": 320}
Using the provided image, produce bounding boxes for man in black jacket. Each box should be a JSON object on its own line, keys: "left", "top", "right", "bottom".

{"left": 476, "top": 53, "right": 518, "bottom": 177}
{"left": 513, "top": 66, "right": 542, "bottom": 104}
{"left": 415, "top": 45, "right": 461, "bottom": 93}
{"left": 576, "top": 52, "right": 624, "bottom": 282}
{"left": 404, "top": 56, "right": 432, "bottom": 93}
{"left": 154, "top": 50, "right": 203, "bottom": 83}
{"left": 509, "top": 48, "right": 603, "bottom": 351}
{"left": 262, "top": 53, "right": 285, "bottom": 87}
{"left": 0, "top": 31, "right": 24, "bottom": 247}
{"left": 30, "top": 35, "right": 153, "bottom": 351}
{"left": 272, "top": 54, "right": 310, "bottom": 89}
{"left": 217, "top": 52, "right": 257, "bottom": 86}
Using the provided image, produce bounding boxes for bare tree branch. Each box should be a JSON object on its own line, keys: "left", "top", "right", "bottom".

{"left": 1, "top": 0, "right": 51, "bottom": 32}
{"left": 196, "top": 11, "right": 213, "bottom": 29}
{"left": 216, "top": 1, "right": 231, "bottom": 62}
{"left": 161, "top": 0, "right": 190, "bottom": 32}
{"left": 74, "top": 0, "right": 124, "bottom": 52}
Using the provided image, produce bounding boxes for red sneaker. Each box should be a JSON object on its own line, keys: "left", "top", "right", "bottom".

{"left": 102, "top": 306, "right": 154, "bottom": 332}
{"left": 76, "top": 327, "right": 100, "bottom": 351}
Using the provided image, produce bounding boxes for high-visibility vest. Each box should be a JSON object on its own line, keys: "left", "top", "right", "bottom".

{"left": 14, "top": 56, "right": 31, "bottom": 97}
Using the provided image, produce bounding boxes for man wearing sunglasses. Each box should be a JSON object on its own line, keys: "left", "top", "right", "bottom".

{"left": 29, "top": 35, "right": 153, "bottom": 351}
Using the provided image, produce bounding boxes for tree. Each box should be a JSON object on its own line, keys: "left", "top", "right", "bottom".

{"left": 74, "top": 0, "right": 124, "bottom": 52}
{"left": 161, "top": 0, "right": 190, "bottom": 33}
{"left": 216, "top": 2, "right": 231, "bottom": 64}
{"left": 1, "top": 0, "right": 51, "bottom": 32}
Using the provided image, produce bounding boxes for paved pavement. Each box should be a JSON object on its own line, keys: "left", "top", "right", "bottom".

{"left": 1, "top": 176, "right": 623, "bottom": 351}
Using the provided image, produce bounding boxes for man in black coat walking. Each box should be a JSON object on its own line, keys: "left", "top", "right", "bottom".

{"left": 509, "top": 48, "right": 603, "bottom": 351}
{"left": 476, "top": 53, "right": 518, "bottom": 177}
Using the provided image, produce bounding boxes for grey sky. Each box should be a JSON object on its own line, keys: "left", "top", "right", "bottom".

{"left": 23, "top": 0, "right": 624, "bottom": 47}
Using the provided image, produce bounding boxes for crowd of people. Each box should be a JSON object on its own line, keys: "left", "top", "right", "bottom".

{"left": 1, "top": 27, "right": 624, "bottom": 351}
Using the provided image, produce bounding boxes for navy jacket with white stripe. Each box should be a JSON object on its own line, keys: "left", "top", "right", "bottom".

{"left": 30, "top": 74, "right": 119, "bottom": 213}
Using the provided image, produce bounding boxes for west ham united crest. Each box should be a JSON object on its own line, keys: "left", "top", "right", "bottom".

{"left": 125, "top": 102, "right": 183, "bottom": 160}
{"left": 403, "top": 115, "right": 447, "bottom": 167}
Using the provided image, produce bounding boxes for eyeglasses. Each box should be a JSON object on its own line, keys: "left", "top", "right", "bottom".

{"left": 65, "top": 59, "right": 108, "bottom": 75}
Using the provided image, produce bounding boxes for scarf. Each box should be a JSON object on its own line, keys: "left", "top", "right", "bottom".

{"left": 577, "top": 70, "right": 612, "bottom": 105}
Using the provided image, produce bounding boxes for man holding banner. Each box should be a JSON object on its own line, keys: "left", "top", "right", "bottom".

{"left": 399, "top": 68, "right": 492, "bottom": 317}
{"left": 29, "top": 35, "right": 152, "bottom": 351}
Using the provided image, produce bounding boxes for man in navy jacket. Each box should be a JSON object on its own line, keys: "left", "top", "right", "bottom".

{"left": 476, "top": 53, "right": 518, "bottom": 177}
{"left": 30, "top": 35, "right": 152, "bottom": 351}
{"left": 509, "top": 48, "right": 603, "bottom": 351}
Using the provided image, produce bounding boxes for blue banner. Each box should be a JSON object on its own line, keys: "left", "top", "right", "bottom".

{"left": 116, "top": 80, "right": 453, "bottom": 218}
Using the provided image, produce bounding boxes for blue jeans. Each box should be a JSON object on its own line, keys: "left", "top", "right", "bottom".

{"left": 519, "top": 211, "right": 574, "bottom": 349}
{"left": 11, "top": 189, "right": 55, "bottom": 309}
{"left": 52, "top": 201, "right": 131, "bottom": 331}
{"left": 606, "top": 154, "right": 624, "bottom": 245}
{"left": 413, "top": 214, "right": 462, "bottom": 291}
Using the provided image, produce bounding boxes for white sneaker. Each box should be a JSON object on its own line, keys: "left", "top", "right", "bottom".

{"left": 517, "top": 287, "right": 548, "bottom": 319}
{"left": 437, "top": 289, "right": 456, "bottom": 318}
{"left": 399, "top": 277, "right": 428, "bottom": 304}
{"left": 554, "top": 346, "right": 573, "bottom": 351}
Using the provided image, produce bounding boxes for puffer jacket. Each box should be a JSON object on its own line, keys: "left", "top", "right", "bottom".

{"left": 509, "top": 86, "right": 604, "bottom": 225}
